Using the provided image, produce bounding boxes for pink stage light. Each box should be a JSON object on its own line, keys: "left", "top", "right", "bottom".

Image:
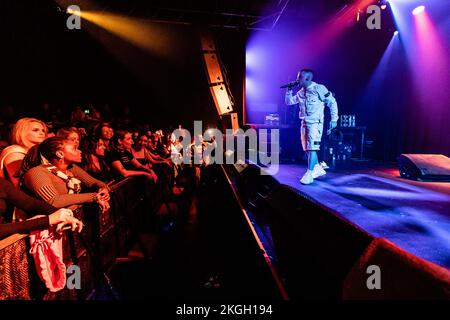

{"left": 412, "top": 5, "right": 425, "bottom": 16}
{"left": 412, "top": 9, "right": 449, "bottom": 111}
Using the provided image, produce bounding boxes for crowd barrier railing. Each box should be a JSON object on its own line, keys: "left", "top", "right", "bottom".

{"left": 0, "top": 176, "right": 153, "bottom": 300}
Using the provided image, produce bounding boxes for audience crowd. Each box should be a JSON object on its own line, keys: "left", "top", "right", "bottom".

{"left": 0, "top": 102, "right": 213, "bottom": 298}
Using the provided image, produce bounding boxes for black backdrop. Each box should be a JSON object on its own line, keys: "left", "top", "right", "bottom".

{"left": 0, "top": 0, "right": 245, "bottom": 133}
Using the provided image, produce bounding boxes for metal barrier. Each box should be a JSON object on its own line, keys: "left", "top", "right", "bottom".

{"left": 0, "top": 176, "right": 153, "bottom": 300}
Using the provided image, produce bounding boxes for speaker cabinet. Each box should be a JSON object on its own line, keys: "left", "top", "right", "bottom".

{"left": 219, "top": 112, "right": 239, "bottom": 132}
{"left": 203, "top": 53, "right": 224, "bottom": 84}
{"left": 210, "top": 84, "right": 233, "bottom": 115}
{"left": 201, "top": 34, "right": 233, "bottom": 115}
{"left": 200, "top": 36, "right": 215, "bottom": 51}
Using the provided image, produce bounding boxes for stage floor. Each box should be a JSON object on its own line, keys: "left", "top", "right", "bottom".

{"left": 266, "top": 161, "right": 450, "bottom": 269}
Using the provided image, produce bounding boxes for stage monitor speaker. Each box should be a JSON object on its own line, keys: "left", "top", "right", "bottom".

{"left": 343, "top": 238, "right": 450, "bottom": 299}
{"left": 398, "top": 154, "right": 450, "bottom": 181}
{"left": 210, "top": 84, "right": 233, "bottom": 115}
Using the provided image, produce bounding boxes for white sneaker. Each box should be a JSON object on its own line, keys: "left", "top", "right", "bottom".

{"left": 300, "top": 170, "right": 314, "bottom": 185}
{"left": 312, "top": 164, "right": 326, "bottom": 179}
{"left": 320, "top": 161, "right": 329, "bottom": 169}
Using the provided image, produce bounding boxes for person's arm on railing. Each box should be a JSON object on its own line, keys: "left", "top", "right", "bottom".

{"left": 23, "top": 167, "right": 98, "bottom": 208}
{"left": 1, "top": 177, "right": 55, "bottom": 216}
{"left": 0, "top": 208, "right": 83, "bottom": 239}
{"left": 71, "top": 164, "right": 107, "bottom": 189}
{"left": 110, "top": 160, "right": 157, "bottom": 182}
{"left": 71, "top": 164, "right": 110, "bottom": 202}
{"left": 0, "top": 217, "right": 49, "bottom": 238}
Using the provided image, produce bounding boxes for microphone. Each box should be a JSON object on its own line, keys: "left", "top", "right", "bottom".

{"left": 280, "top": 80, "right": 299, "bottom": 89}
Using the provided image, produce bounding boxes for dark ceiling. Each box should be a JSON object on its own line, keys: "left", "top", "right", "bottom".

{"left": 37, "top": 0, "right": 293, "bottom": 31}
{"left": 6, "top": 0, "right": 355, "bottom": 31}
{"left": 86, "top": 0, "right": 289, "bottom": 30}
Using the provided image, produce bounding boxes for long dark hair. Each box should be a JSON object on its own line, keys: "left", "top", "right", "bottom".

{"left": 93, "top": 122, "right": 112, "bottom": 140}
{"left": 80, "top": 137, "right": 110, "bottom": 175}
{"left": 133, "top": 133, "right": 148, "bottom": 150}
{"left": 20, "top": 136, "right": 65, "bottom": 178}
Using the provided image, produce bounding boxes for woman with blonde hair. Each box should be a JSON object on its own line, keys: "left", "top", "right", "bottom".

{"left": 0, "top": 117, "right": 47, "bottom": 187}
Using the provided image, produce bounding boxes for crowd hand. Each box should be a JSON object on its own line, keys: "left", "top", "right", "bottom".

{"left": 49, "top": 208, "right": 84, "bottom": 233}
{"left": 49, "top": 208, "right": 73, "bottom": 225}
{"left": 97, "top": 187, "right": 110, "bottom": 202}
{"left": 146, "top": 171, "right": 158, "bottom": 183}
{"left": 95, "top": 190, "right": 110, "bottom": 213}
{"left": 150, "top": 170, "right": 158, "bottom": 183}
{"left": 78, "top": 128, "right": 87, "bottom": 137}
{"left": 97, "top": 198, "right": 110, "bottom": 213}
{"left": 55, "top": 217, "right": 83, "bottom": 234}
{"left": 159, "top": 158, "right": 172, "bottom": 165}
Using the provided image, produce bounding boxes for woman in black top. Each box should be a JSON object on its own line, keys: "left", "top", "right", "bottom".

{"left": 105, "top": 130, "right": 158, "bottom": 182}
{"left": 0, "top": 177, "right": 83, "bottom": 238}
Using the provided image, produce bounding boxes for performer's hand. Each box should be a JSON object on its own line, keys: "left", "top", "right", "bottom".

{"left": 327, "top": 121, "right": 337, "bottom": 135}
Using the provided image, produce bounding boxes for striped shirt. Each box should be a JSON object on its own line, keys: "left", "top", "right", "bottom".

{"left": 23, "top": 164, "right": 107, "bottom": 208}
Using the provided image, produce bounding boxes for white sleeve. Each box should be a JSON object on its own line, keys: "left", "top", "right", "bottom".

{"left": 285, "top": 89, "right": 299, "bottom": 105}
{"left": 317, "top": 84, "right": 338, "bottom": 122}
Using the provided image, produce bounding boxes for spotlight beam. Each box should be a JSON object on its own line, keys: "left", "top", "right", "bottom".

{"left": 412, "top": 5, "right": 425, "bottom": 16}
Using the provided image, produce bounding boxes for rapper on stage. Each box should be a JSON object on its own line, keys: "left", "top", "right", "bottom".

{"left": 285, "top": 69, "right": 339, "bottom": 185}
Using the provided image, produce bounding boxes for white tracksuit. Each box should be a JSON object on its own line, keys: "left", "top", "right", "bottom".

{"left": 285, "top": 81, "right": 338, "bottom": 151}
